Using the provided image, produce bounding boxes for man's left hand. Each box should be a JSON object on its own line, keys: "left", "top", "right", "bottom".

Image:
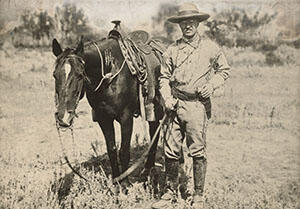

{"left": 199, "top": 83, "right": 214, "bottom": 98}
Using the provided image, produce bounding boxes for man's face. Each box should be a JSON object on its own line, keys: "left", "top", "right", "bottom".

{"left": 179, "top": 18, "right": 199, "bottom": 39}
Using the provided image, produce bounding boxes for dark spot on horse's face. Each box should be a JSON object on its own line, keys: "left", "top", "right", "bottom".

{"left": 53, "top": 48, "right": 85, "bottom": 127}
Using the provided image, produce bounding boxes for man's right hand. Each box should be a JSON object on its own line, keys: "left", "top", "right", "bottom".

{"left": 165, "top": 98, "right": 178, "bottom": 111}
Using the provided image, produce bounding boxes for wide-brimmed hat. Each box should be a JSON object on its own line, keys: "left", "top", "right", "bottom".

{"left": 168, "top": 3, "right": 210, "bottom": 23}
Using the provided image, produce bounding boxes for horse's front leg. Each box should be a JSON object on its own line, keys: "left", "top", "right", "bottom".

{"left": 140, "top": 120, "right": 160, "bottom": 183}
{"left": 119, "top": 112, "right": 133, "bottom": 185}
{"left": 144, "top": 120, "right": 160, "bottom": 171}
{"left": 97, "top": 118, "right": 120, "bottom": 179}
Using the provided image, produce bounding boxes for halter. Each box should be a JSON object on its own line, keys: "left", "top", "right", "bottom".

{"left": 64, "top": 54, "right": 88, "bottom": 81}
{"left": 58, "top": 54, "right": 86, "bottom": 114}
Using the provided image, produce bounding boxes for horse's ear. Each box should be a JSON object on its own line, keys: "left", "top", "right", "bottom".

{"left": 52, "top": 38, "right": 63, "bottom": 57}
{"left": 75, "top": 36, "right": 84, "bottom": 55}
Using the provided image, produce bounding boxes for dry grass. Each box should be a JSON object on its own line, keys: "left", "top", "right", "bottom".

{"left": 0, "top": 46, "right": 299, "bottom": 208}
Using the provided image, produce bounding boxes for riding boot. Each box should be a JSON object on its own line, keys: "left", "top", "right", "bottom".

{"left": 192, "top": 157, "right": 207, "bottom": 208}
{"left": 151, "top": 158, "right": 179, "bottom": 209}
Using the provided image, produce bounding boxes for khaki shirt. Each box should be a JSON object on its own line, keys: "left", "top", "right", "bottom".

{"left": 160, "top": 34, "right": 230, "bottom": 101}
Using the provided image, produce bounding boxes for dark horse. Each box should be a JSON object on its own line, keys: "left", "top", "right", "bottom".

{"left": 52, "top": 35, "right": 164, "bottom": 186}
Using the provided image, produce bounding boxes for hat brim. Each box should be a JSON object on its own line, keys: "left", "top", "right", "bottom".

{"left": 168, "top": 13, "right": 210, "bottom": 23}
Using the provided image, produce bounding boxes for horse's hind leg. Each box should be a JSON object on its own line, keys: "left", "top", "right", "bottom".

{"left": 119, "top": 115, "right": 133, "bottom": 186}
{"left": 97, "top": 119, "right": 120, "bottom": 179}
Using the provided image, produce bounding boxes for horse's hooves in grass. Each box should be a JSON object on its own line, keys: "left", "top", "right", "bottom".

{"left": 140, "top": 168, "right": 151, "bottom": 182}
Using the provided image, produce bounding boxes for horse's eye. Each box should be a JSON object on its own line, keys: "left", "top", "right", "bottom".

{"left": 80, "top": 60, "right": 85, "bottom": 65}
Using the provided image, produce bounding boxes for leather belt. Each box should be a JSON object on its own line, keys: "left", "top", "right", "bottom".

{"left": 171, "top": 87, "right": 212, "bottom": 119}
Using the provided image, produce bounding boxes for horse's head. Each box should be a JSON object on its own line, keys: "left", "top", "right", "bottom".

{"left": 52, "top": 38, "right": 86, "bottom": 128}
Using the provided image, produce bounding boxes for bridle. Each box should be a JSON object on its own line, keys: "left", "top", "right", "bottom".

{"left": 55, "top": 43, "right": 127, "bottom": 129}
{"left": 54, "top": 53, "right": 85, "bottom": 129}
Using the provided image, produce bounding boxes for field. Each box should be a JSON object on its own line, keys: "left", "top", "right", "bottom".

{"left": 0, "top": 44, "right": 299, "bottom": 209}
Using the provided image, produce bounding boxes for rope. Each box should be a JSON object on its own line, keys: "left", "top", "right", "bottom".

{"left": 56, "top": 121, "right": 88, "bottom": 182}
{"left": 92, "top": 42, "right": 127, "bottom": 92}
{"left": 56, "top": 123, "right": 68, "bottom": 160}
{"left": 93, "top": 42, "right": 105, "bottom": 78}
{"left": 56, "top": 113, "right": 167, "bottom": 184}
{"left": 112, "top": 114, "right": 167, "bottom": 184}
{"left": 118, "top": 38, "right": 148, "bottom": 84}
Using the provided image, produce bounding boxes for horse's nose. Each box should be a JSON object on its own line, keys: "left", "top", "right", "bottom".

{"left": 63, "top": 111, "right": 73, "bottom": 125}
{"left": 56, "top": 111, "right": 74, "bottom": 128}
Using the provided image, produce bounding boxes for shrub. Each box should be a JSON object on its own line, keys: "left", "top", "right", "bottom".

{"left": 12, "top": 10, "right": 55, "bottom": 48}
{"left": 265, "top": 52, "right": 284, "bottom": 66}
{"left": 12, "top": 3, "right": 101, "bottom": 48}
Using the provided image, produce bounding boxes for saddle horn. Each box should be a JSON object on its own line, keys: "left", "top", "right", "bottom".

{"left": 109, "top": 20, "right": 125, "bottom": 39}
{"left": 111, "top": 20, "right": 121, "bottom": 29}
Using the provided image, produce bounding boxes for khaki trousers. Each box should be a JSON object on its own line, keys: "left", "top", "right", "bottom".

{"left": 163, "top": 100, "right": 208, "bottom": 160}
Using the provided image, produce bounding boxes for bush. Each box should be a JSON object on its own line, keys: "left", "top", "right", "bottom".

{"left": 12, "top": 10, "right": 55, "bottom": 48}
{"left": 54, "top": 3, "right": 96, "bottom": 45}
{"left": 12, "top": 3, "right": 102, "bottom": 48}
{"left": 151, "top": 3, "right": 179, "bottom": 41}
{"left": 273, "top": 44, "right": 300, "bottom": 65}
{"left": 265, "top": 52, "right": 284, "bottom": 66}
{"left": 204, "top": 8, "right": 278, "bottom": 49}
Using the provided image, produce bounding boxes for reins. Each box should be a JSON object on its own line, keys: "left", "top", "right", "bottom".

{"left": 55, "top": 123, "right": 89, "bottom": 182}
{"left": 112, "top": 114, "right": 167, "bottom": 183}
{"left": 55, "top": 112, "right": 168, "bottom": 184}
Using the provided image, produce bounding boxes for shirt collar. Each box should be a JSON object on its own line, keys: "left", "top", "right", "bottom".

{"left": 179, "top": 33, "right": 200, "bottom": 49}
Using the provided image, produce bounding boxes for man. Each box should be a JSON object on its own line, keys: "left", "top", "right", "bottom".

{"left": 152, "top": 2, "right": 230, "bottom": 209}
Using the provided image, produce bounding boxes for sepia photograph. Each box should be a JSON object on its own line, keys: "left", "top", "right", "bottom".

{"left": 0, "top": 0, "right": 299, "bottom": 208}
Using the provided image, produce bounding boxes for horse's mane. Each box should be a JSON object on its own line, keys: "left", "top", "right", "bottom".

{"left": 83, "top": 37, "right": 115, "bottom": 49}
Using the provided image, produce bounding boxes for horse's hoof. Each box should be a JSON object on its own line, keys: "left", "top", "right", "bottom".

{"left": 119, "top": 178, "right": 132, "bottom": 194}
{"left": 121, "top": 178, "right": 132, "bottom": 188}
{"left": 111, "top": 184, "right": 120, "bottom": 195}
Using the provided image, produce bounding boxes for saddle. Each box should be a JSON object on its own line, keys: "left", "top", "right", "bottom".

{"left": 108, "top": 21, "right": 166, "bottom": 121}
{"left": 128, "top": 30, "right": 166, "bottom": 55}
